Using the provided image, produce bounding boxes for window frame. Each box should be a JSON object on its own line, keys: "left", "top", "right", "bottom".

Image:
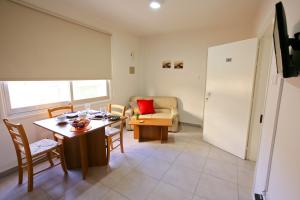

{"left": 2, "top": 80, "right": 110, "bottom": 115}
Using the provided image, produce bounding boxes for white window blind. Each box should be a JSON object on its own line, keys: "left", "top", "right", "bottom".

{"left": 0, "top": 0, "right": 112, "bottom": 81}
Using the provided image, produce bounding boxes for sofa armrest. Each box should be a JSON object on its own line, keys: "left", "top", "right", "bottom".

{"left": 171, "top": 107, "right": 179, "bottom": 117}
{"left": 125, "top": 108, "right": 134, "bottom": 130}
{"left": 125, "top": 108, "right": 134, "bottom": 117}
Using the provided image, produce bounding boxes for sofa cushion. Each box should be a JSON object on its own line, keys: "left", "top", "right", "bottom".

{"left": 135, "top": 113, "right": 172, "bottom": 119}
{"left": 137, "top": 99, "right": 155, "bottom": 114}
{"left": 151, "top": 113, "right": 172, "bottom": 119}
{"left": 155, "top": 109, "right": 171, "bottom": 114}
{"left": 130, "top": 96, "right": 177, "bottom": 110}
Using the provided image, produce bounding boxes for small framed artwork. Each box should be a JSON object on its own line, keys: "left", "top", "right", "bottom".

{"left": 162, "top": 60, "right": 172, "bottom": 69}
{"left": 174, "top": 61, "right": 183, "bottom": 69}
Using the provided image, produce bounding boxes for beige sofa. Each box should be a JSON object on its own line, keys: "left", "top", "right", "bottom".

{"left": 125, "top": 96, "right": 179, "bottom": 132}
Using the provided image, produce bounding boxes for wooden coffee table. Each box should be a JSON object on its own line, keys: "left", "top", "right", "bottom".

{"left": 129, "top": 118, "right": 172, "bottom": 143}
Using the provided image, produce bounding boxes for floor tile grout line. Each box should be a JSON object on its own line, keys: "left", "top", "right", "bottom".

{"left": 191, "top": 144, "right": 211, "bottom": 198}
{"left": 109, "top": 187, "right": 131, "bottom": 200}
{"left": 237, "top": 157, "right": 241, "bottom": 200}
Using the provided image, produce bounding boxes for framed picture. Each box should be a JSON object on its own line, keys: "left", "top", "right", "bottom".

{"left": 162, "top": 60, "right": 172, "bottom": 69}
{"left": 174, "top": 61, "right": 183, "bottom": 69}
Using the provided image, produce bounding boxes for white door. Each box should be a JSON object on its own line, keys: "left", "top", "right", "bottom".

{"left": 203, "top": 38, "right": 258, "bottom": 159}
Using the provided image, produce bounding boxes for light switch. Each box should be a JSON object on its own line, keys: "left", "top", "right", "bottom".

{"left": 226, "top": 58, "right": 232, "bottom": 62}
{"left": 129, "top": 66, "right": 135, "bottom": 74}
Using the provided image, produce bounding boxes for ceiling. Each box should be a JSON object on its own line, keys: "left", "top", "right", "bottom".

{"left": 21, "top": 0, "right": 262, "bottom": 36}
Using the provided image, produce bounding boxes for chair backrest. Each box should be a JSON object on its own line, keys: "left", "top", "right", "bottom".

{"left": 47, "top": 105, "right": 74, "bottom": 118}
{"left": 107, "top": 104, "right": 126, "bottom": 117}
{"left": 3, "top": 119, "right": 32, "bottom": 160}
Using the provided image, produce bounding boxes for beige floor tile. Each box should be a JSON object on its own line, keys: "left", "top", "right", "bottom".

{"left": 62, "top": 180, "right": 97, "bottom": 200}
{"left": 162, "top": 164, "right": 201, "bottom": 193}
{"left": 183, "top": 142, "right": 211, "bottom": 157}
{"left": 21, "top": 189, "right": 52, "bottom": 200}
{"left": 195, "top": 174, "right": 238, "bottom": 200}
{"left": 75, "top": 182, "right": 111, "bottom": 200}
{"left": 238, "top": 168, "right": 254, "bottom": 188}
{"left": 238, "top": 185, "right": 253, "bottom": 200}
{"left": 100, "top": 162, "right": 134, "bottom": 188}
{"left": 208, "top": 147, "right": 239, "bottom": 165}
{"left": 151, "top": 146, "right": 182, "bottom": 163}
{"left": 147, "top": 181, "right": 193, "bottom": 200}
{"left": 238, "top": 159, "right": 256, "bottom": 172}
{"left": 100, "top": 189, "right": 129, "bottom": 200}
{"left": 173, "top": 151, "right": 207, "bottom": 172}
{"left": 192, "top": 195, "right": 207, "bottom": 200}
{"left": 204, "top": 158, "right": 238, "bottom": 183}
{"left": 75, "top": 181, "right": 129, "bottom": 200}
{"left": 135, "top": 156, "right": 171, "bottom": 180}
{"left": 121, "top": 151, "right": 148, "bottom": 167}
{"left": 113, "top": 170, "right": 159, "bottom": 200}
{"left": 0, "top": 125, "right": 253, "bottom": 200}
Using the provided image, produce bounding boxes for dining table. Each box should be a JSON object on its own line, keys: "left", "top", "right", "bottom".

{"left": 34, "top": 111, "right": 123, "bottom": 179}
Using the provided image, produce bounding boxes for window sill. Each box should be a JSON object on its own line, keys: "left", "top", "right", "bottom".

{"left": 4, "top": 98, "right": 111, "bottom": 121}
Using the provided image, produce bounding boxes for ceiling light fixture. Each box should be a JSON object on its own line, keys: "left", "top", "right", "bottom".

{"left": 149, "top": 0, "right": 161, "bottom": 10}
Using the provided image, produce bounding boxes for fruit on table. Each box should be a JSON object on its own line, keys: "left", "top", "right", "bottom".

{"left": 71, "top": 118, "right": 90, "bottom": 129}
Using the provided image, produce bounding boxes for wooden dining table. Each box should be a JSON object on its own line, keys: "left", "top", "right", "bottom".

{"left": 34, "top": 114, "right": 123, "bottom": 179}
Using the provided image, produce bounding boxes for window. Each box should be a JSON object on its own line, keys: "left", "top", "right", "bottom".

{"left": 72, "top": 80, "right": 108, "bottom": 101}
{"left": 7, "top": 81, "right": 71, "bottom": 109}
{"left": 3, "top": 80, "right": 109, "bottom": 114}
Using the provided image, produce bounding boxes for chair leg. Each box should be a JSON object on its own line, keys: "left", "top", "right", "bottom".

{"left": 109, "top": 137, "right": 113, "bottom": 151}
{"left": 16, "top": 154, "right": 23, "bottom": 184}
{"left": 58, "top": 146, "right": 68, "bottom": 175}
{"left": 18, "top": 166, "right": 23, "bottom": 185}
{"left": 47, "top": 152, "right": 54, "bottom": 167}
{"left": 120, "top": 134, "right": 124, "bottom": 153}
{"left": 106, "top": 137, "right": 111, "bottom": 164}
{"left": 27, "top": 164, "right": 33, "bottom": 192}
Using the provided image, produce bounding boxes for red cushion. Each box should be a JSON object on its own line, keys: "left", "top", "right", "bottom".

{"left": 137, "top": 99, "right": 155, "bottom": 115}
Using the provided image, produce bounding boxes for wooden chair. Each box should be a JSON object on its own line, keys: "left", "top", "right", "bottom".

{"left": 47, "top": 105, "right": 74, "bottom": 142}
{"left": 3, "top": 119, "right": 68, "bottom": 192}
{"left": 47, "top": 105, "right": 74, "bottom": 118}
{"left": 105, "top": 104, "right": 126, "bottom": 163}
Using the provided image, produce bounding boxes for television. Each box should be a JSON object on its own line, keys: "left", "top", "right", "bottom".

{"left": 273, "top": 2, "right": 300, "bottom": 78}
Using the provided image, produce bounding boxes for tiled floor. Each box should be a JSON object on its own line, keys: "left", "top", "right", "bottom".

{"left": 0, "top": 125, "right": 255, "bottom": 200}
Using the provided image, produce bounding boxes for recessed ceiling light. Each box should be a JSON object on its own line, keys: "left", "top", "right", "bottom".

{"left": 150, "top": 0, "right": 161, "bottom": 9}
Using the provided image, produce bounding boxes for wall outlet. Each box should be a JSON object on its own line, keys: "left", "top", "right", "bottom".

{"left": 129, "top": 66, "right": 135, "bottom": 74}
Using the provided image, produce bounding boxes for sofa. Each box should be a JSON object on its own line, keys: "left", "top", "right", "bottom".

{"left": 125, "top": 96, "right": 179, "bottom": 132}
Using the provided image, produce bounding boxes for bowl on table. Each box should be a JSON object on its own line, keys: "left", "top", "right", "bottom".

{"left": 70, "top": 118, "right": 90, "bottom": 130}
{"left": 56, "top": 115, "right": 67, "bottom": 125}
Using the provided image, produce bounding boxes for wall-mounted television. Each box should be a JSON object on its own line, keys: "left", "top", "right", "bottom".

{"left": 273, "top": 2, "right": 300, "bottom": 78}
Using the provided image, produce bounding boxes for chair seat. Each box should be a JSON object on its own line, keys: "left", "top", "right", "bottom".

{"left": 105, "top": 127, "right": 120, "bottom": 137}
{"left": 24, "top": 139, "right": 58, "bottom": 156}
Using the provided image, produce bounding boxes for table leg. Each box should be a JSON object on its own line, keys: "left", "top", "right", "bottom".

{"left": 79, "top": 135, "right": 88, "bottom": 179}
{"left": 134, "top": 125, "right": 140, "bottom": 141}
{"left": 161, "top": 126, "right": 168, "bottom": 143}
{"left": 160, "top": 127, "right": 163, "bottom": 143}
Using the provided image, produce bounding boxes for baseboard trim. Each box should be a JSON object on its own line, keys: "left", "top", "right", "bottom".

{"left": 0, "top": 166, "right": 18, "bottom": 178}
{"left": 179, "top": 122, "right": 202, "bottom": 128}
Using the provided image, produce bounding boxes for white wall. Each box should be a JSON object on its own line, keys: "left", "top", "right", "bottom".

{"left": 0, "top": 2, "right": 141, "bottom": 173}
{"left": 247, "top": 24, "right": 273, "bottom": 161}
{"left": 140, "top": 26, "right": 254, "bottom": 125}
{"left": 253, "top": 0, "right": 300, "bottom": 199}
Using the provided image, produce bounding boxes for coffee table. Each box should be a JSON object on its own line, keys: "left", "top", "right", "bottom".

{"left": 129, "top": 118, "right": 172, "bottom": 143}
